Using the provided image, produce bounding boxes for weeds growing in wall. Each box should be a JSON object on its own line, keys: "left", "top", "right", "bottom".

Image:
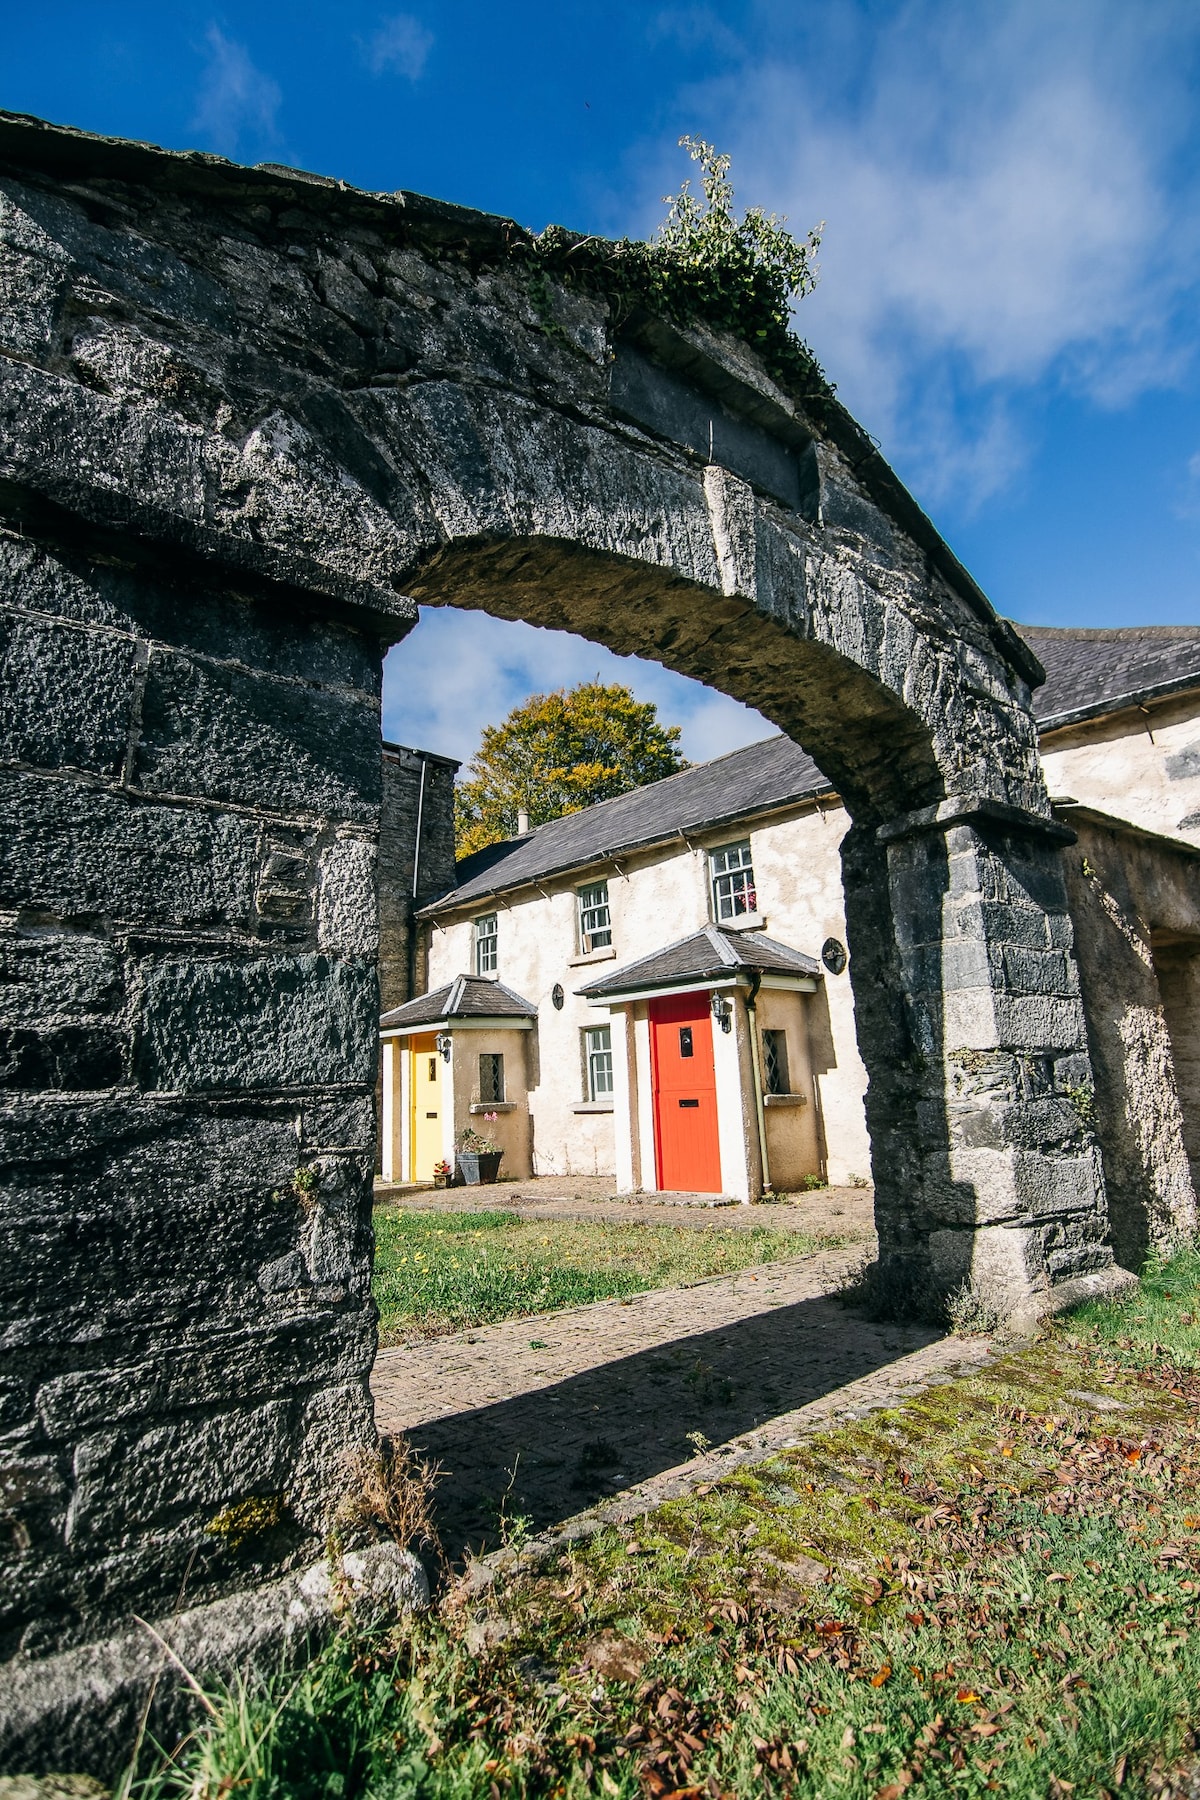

{"left": 525, "top": 137, "right": 830, "bottom": 399}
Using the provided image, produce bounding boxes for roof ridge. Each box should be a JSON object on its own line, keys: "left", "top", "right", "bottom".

{"left": 705, "top": 923, "right": 740, "bottom": 966}
{"left": 447, "top": 974, "right": 466, "bottom": 1013}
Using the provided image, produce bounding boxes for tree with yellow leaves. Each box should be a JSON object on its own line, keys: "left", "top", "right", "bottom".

{"left": 454, "top": 682, "right": 686, "bottom": 858}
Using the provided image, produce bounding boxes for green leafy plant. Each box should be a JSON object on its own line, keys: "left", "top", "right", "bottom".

{"left": 1064, "top": 1081, "right": 1098, "bottom": 1131}
{"left": 271, "top": 1165, "right": 318, "bottom": 1205}
{"left": 455, "top": 1120, "right": 499, "bottom": 1155}
{"left": 528, "top": 136, "right": 826, "bottom": 396}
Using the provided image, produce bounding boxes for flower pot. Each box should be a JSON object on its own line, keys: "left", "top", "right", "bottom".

{"left": 433, "top": 1172, "right": 452, "bottom": 1189}
{"left": 455, "top": 1151, "right": 503, "bottom": 1186}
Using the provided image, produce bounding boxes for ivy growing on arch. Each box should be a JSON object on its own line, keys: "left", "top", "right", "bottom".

{"left": 525, "top": 136, "right": 829, "bottom": 398}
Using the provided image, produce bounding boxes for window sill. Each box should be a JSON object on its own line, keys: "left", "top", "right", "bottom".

{"left": 568, "top": 946, "right": 616, "bottom": 966}
{"left": 469, "top": 1100, "right": 518, "bottom": 1113}
{"left": 764, "top": 1092, "right": 807, "bottom": 1107}
{"left": 573, "top": 1101, "right": 614, "bottom": 1113}
{"left": 719, "top": 912, "right": 767, "bottom": 932}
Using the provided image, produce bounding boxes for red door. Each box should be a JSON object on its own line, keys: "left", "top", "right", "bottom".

{"left": 650, "top": 991, "right": 722, "bottom": 1193}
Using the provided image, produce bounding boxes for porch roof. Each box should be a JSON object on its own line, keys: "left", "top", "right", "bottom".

{"left": 380, "top": 975, "right": 536, "bottom": 1031}
{"left": 576, "top": 924, "right": 822, "bottom": 1001}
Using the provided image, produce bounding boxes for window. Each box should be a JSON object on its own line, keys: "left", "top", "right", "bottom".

{"left": 584, "top": 1025, "right": 613, "bottom": 1101}
{"left": 474, "top": 912, "right": 497, "bottom": 975}
{"left": 763, "top": 1030, "right": 790, "bottom": 1096}
{"left": 709, "top": 841, "right": 757, "bottom": 921}
{"left": 478, "top": 1052, "right": 505, "bottom": 1103}
{"left": 577, "top": 880, "right": 612, "bottom": 952}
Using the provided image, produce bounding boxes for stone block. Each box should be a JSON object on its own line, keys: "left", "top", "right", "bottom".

{"left": 134, "top": 648, "right": 382, "bottom": 821}
{"left": 67, "top": 1400, "right": 294, "bottom": 1540}
{"left": 35, "top": 1312, "right": 375, "bottom": 1437}
{"left": 998, "top": 943, "right": 1072, "bottom": 997}
{"left": 0, "top": 931, "right": 123, "bottom": 1026}
{"left": 317, "top": 835, "right": 378, "bottom": 956}
{"left": 0, "top": 771, "right": 259, "bottom": 928}
{"left": 134, "top": 953, "right": 377, "bottom": 1092}
{"left": 299, "top": 1094, "right": 374, "bottom": 1152}
{"left": 991, "top": 992, "right": 1087, "bottom": 1052}
{"left": 0, "top": 532, "right": 382, "bottom": 694}
{"left": 0, "top": 1024, "right": 126, "bottom": 1091}
{"left": 0, "top": 610, "right": 136, "bottom": 777}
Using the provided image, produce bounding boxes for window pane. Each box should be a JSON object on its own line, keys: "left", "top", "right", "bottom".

{"left": 478, "top": 1052, "right": 504, "bottom": 1103}
{"left": 763, "top": 1030, "right": 789, "bottom": 1096}
{"left": 585, "top": 1024, "right": 613, "bottom": 1100}
{"left": 709, "top": 841, "right": 756, "bottom": 921}
{"left": 578, "top": 881, "right": 612, "bottom": 951}
{"left": 474, "top": 913, "right": 498, "bottom": 975}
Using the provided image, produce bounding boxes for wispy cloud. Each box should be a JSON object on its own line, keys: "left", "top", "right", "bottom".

{"left": 191, "top": 25, "right": 281, "bottom": 158}
{"left": 382, "top": 611, "right": 770, "bottom": 769}
{"left": 652, "top": 0, "right": 1200, "bottom": 511}
{"left": 360, "top": 13, "right": 434, "bottom": 80}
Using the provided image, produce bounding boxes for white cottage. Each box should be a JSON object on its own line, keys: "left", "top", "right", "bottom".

{"left": 380, "top": 624, "right": 1200, "bottom": 1206}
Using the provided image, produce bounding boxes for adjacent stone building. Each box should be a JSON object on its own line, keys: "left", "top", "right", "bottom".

{"left": 381, "top": 624, "right": 1200, "bottom": 1267}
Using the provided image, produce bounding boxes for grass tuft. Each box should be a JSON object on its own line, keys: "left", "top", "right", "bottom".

{"left": 371, "top": 1207, "right": 842, "bottom": 1344}
{"left": 127, "top": 1242, "right": 1200, "bottom": 1799}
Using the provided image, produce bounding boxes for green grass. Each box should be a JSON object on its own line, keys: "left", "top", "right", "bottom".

{"left": 371, "top": 1207, "right": 839, "bottom": 1344}
{"left": 127, "top": 1246, "right": 1200, "bottom": 1799}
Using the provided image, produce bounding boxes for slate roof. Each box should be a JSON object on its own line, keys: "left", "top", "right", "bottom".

{"left": 423, "top": 734, "right": 832, "bottom": 915}
{"left": 1021, "top": 625, "right": 1200, "bottom": 731}
{"left": 423, "top": 624, "right": 1200, "bottom": 915}
{"left": 380, "top": 975, "right": 536, "bottom": 1030}
{"left": 577, "top": 926, "right": 822, "bottom": 1000}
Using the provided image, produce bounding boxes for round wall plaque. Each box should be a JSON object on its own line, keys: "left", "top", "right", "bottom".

{"left": 821, "top": 937, "right": 848, "bottom": 975}
{"left": 551, "top": 983, "right": 565, "bottom": 1010}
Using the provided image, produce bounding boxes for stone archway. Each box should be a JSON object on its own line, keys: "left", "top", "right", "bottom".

{"left": 0, "top": 112, "right": 1128, "bottom": 1726}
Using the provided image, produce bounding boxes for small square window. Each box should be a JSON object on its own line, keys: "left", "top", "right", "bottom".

{"left": 709, "top": 841, "right": 757, "bottom": 922}
{"left": 584, "top": 1025, "right": 613, "bottom": 1101}
{"left": 577, "top": 880, "right": 612, "bottom": 952}
{"left": 474, "top": 912, "right": 498, "bottom": 975}
{"left": 478, "top": 1052, "right": 505, "bottom": 1104}
{"left": 763, "top": 1029, "right": 789, "bottom": 1096}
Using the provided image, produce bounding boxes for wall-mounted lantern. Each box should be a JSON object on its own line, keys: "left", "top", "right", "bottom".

{"left": 710, "top": 992, "right": 733, "bottom": 1034}
{"left": 435, "top": 1032, "right": 452, "bottom": 1062}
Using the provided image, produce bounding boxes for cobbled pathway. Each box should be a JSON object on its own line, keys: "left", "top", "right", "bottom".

{"left": 371, "top": 1241, "right": 989, "bottom": 1561}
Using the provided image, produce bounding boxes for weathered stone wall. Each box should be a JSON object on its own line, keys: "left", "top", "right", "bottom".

{"left": 379, "top": 741, "right": 458, "bottom": 1013}
{"left": 1060, "top": 808, "right": 1200, "bottom": 1266}
{"left": 0, "top": 111, "right": 1133, "bottom": 1758}
{"left": 0, "top": 517, "right": 397, "bottom": 1670}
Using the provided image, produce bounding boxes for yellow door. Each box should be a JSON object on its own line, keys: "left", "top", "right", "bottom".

{"left": 409, "top": 1034, "right": 444, "bottom": 1182}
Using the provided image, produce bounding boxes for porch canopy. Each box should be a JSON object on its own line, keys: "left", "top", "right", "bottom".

{"left": 576, "top": 924, "right": 822, "bottom": 1005}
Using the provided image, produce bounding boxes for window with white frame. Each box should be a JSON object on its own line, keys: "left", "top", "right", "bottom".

{"left": 584, "top": 1024, "right": 614, "bottom": 1101}
{"left": 474, "top": 912, "right": 498, "bottom": 975}
{"left": 577, "top": 880, "right": 612, "bottom": 952}
{"left": 478, "top": 1051, "right": 505, "bottom": 1103}
{"left": 762, "top": 1029, "right": 790, "bottom": 1096}
{"left": 709, "top": 840, "right": 757, "bottom": 921}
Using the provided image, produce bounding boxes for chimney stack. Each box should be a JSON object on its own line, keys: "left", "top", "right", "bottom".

{"left": 516, "top": 808, "right": 530, "bottom": 836}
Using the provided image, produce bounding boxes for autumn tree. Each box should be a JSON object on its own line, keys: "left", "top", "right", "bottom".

{"left": 454, "top": 682, "right": 686, "bottom": 857}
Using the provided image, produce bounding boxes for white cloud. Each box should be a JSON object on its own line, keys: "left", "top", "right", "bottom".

{"left": 361, "top": 13, "right": 434, "bottom": 80}
{"left": 651, "top": 0, "right": 1200, "bottom": 510}
{"left": 191, "top": 26, "right": 281, "bottom": 157}
{"left": 382, "top": 610, "right": 771, "bottom": 771}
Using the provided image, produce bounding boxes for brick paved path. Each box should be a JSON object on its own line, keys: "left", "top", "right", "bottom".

{"left": 373, "top": 1175, "right": 876, "bottom": 1239}
{"left": 371, "top": 1243, "right": 976, "bottom": 1562}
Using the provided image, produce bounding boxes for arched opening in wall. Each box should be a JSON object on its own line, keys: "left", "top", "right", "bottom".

{"left": 1152, "top": 933, "right": 1200, "bottom": 1194}
{"left": 367, "top": 543, "right": 961, "bottom": 1555}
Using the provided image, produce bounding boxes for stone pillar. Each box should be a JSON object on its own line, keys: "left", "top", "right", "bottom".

{"left": 843, "top": 802, "right": 1125, "bottom": 1319}
{"left": 0, "top": 522, "right": 405, "bottom": 1667}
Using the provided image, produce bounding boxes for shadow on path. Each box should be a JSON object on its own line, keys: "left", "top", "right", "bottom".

{"left": 405, "top": 1293, "right": 942, "bottom": 1561}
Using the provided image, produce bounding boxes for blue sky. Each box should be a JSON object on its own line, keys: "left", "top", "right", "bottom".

{"left": 5, "top": 1, "right": 1200, "bottom": 768}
